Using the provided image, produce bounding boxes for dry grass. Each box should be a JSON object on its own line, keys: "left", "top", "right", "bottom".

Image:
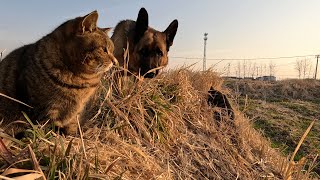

{"left": 225, "top": 78, "right": 320, "bottom": 102}
{"left": 225, "top": 78, "right": 320, "bottom": 177}
{"left": 0, "top": 68, "right": 317, "bottom": 179}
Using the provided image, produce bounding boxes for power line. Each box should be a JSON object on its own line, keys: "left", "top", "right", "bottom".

{"left": 270, "top": 62, "right": 297, "bottom": 68}
{"left": 170, "top": 54, "right": 320, "bottom": 79}
{"left": 170, "top": 54, "right": 316, "bottom": 61}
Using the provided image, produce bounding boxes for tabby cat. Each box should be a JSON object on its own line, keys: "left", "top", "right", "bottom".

{"left": 0, "top": 11, "right": 117, "bottom": 135}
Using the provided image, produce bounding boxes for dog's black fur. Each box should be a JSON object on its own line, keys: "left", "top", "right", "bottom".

{"left": 207, "top": 87, "right": 235, "bottom": 121}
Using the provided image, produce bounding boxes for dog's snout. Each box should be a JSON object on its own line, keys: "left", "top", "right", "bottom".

{"left": 145, "top": 72, "right": 156, "bottom": 78}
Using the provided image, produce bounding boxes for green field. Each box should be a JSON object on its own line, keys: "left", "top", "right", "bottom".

{"left": 226, "top": 78, "right": 320, "bottom": 175}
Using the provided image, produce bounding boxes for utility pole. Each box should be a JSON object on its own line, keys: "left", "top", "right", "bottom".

{"left": 315, "top": 55, "right": 319, "bottom": 79}
{"left": 203, "top": 33, "right": 208, "bottom": 71}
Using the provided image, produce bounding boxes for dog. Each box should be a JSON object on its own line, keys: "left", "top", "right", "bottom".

{"left": 111, "top": 8, "right": 178, "bottom": 78}
{"left": 207, "top": 87, "right": 235, "bottom": 121}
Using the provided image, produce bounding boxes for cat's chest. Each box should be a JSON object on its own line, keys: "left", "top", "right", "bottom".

{"left": 71, "top": 87, "right": 97, "bottom": 104}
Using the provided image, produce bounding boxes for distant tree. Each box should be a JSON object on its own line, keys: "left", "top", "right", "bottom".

{"left": 302, "top": 58, "right": 312, "bottom": 79}
{"left": 259, "top": 64, "right": 264, "bottom": 76}
{"left": 295, "top": 59, "right": 303, "bottom": 79}
{"left": 308, "top": 62, "right": 313, "bottom": 78}
{"left": 302, "top": 59, "right": 307, "bottom": 79}
{"left": 227, "top": 63, "right": 231, "bottom": 77}
{"left": 242, "top": 60, "right": 246, "bottom": 78}
{"left": 295, "top": 58, "right": 312, "bottom": 79}
{"left": 237, "top": 61, "right": 241, "bottom": 78}
{"left": 269, "top": 61, "right": 276, "bottom": 76}
{"left": 250, "top": 62, "right": 256, "bottom": 78}
{"left": 264, "top": 64, "right": 267, "bottom": 76}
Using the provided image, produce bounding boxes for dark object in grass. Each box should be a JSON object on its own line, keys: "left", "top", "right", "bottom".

{"left": 207, "top": 87, "right": 235, "bottom": 121}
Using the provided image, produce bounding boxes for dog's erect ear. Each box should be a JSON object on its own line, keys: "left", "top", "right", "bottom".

{"left": 80, "top": 10, "right": 99, "bottom": 34}
{"left": 135, "top": 8, "right": 149, "bottom": 44}
{"left": 164, "top": 19, "right": 178, "bottom": 50}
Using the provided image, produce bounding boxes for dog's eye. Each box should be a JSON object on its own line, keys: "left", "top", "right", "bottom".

{"left": 139, "top": 48, "right": 148, "bottom": 57}
{"left": 88, "top": 46, "right": 96, "bottom": 52}
{"left": 156, "top": 48, "right": 163, "bottom": 57}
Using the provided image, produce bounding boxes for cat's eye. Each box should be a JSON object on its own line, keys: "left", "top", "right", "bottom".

{"left": 104, "top": 47, "right": 109, "bottom": 54}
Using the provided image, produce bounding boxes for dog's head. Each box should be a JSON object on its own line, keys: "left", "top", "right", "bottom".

{"left": 133, "top": 8, "right": 178, "bottom": 78}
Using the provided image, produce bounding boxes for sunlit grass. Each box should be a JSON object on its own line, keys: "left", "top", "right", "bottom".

{"left": 0, "top": 69, "right": 318, "bottom": 179}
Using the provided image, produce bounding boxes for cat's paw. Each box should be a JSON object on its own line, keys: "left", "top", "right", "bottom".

{"left": 62, "top": 124, "right": 78, "bottom": 136}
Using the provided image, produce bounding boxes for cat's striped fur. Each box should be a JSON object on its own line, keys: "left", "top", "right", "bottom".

{"left": 0, "top": 11, "right": 117, "bottom": 135}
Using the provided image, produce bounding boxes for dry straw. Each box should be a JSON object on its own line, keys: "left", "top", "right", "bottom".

{"left": 0, "top": 68, "right": 317, "bottom": 179}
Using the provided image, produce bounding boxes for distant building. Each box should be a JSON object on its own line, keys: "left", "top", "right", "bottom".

{"left": 256, "top": 76, "right": 276, "bottom": 81}
{"left": 244, "top": 77, "right": 255, "bottom": 80}
{"left": 223, "top": 76, "right": 242, "bottom": 80}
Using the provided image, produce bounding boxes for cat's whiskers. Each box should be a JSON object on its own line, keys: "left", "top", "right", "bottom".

{"left": 82, "top": 55, "right": 89, "bottom": 64}
{"left": 94, "top": 62, "right": 113, "bottom": 73}
{"left": 94, "top": 63, "right": 104, "bottom": 73}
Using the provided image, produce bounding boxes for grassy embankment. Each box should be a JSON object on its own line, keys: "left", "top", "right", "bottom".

{"left": 0, "top": 69, "right": 317, "bottom": 179}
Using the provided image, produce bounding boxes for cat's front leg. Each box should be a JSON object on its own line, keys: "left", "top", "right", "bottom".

{"left": 47, "top": 106, "right": 81, "bottom": 136}
{"left": 62, "top": 120, "right": 79, "bottom": 135}
{"left": 53, "top": 117, "right": 79, "bottom": 135}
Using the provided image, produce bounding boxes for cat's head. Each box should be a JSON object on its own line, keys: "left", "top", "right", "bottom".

{"left": 56, "top": 11, "right": 117, "bottom": 75}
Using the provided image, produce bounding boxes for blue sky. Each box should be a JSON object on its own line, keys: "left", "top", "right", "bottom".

{"left": 1, "top": 0, "right": 320, "bottom": 79}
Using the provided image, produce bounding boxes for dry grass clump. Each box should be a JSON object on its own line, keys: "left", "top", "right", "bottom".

{"left": 226, "top": 78, "right": 320, "bottom": 101}
{"left": 0, "top": 68, "right": 316, "bottom": 179}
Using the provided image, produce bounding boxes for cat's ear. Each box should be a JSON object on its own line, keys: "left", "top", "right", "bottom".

{"left": 163, "top": 19, "right": 178, "bottom": 50}
{"left": 80, "top": 11, "right": 99, "bottom": 33}
{"left": 100, "top": 27, "right": 112, "bottom": 34}
{"left": 134, "top": 8, "right": 149, "bottom": 44}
